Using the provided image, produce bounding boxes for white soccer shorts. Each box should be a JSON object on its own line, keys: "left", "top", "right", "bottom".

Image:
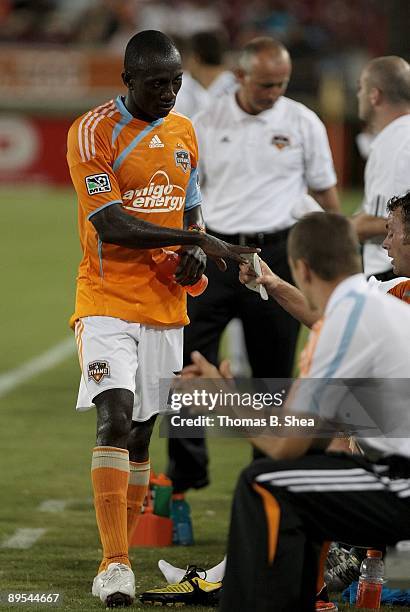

{"left": 74, "top": 316, "right": 183, "bottom": 422}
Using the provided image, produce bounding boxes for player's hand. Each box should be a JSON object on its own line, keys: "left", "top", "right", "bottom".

{"left": 175, "top": 246, "right": 206, "bottom": 286}
{"left": 173, "top": 352, "right": 235, "bottom": 413}
{"left": 181, "top": 351, "right": 234, "bottom": 380}
{"left": 239, "top": 262, "right": 257, "bottom": 285}
{"left": 181, "top": 351, "right": 222, "bottom": 379}
{"left": 198, "top": 234, "right": 259, "bottom": 271}
{"left": 179, "top": 352, "right": 234, "bottom": 391}
{"left": 239, "top": 259, "right": 282, "bottom": 294}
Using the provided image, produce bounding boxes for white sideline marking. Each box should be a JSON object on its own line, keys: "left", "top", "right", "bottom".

{"left": 1, "top": 528, "right": 47, "bottom": 549}
{"left": 0, "top": 337, "right": 75, "bottom": 399}
{"left": 37, "top": 498, "right": 93, "bottom": 513}
{"left": 38, "top": 499, "right": 69, "bottom": 513}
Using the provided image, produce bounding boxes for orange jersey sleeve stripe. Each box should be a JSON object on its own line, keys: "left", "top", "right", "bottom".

{"left": 77, "top": 100, "right": 117, "bottom": 162}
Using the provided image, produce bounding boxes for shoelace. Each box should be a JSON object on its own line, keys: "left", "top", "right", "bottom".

{"left": 182, "top": 565, "right": 207, "bottom": 582}
{"left": 326, "top": 546, "right": 350, "bottom": 569}
{"left": 104, "top": 564, "right": 131, "bottom": 585}
{"left": 327, "top": 556, "right": 360, "bottom": 584}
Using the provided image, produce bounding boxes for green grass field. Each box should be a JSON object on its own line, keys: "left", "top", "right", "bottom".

{"left": 0, "top": 187, "right": 407, "bottom": 611}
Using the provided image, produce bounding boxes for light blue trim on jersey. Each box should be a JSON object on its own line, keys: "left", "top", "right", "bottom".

{"left": 306, "top": 290, "right": 367, "bottom": 414}
{"left": 97, "top": 237, "right": 104, "bottom": 278}
{"left": 184, "top": 166, "right": 202, "bottom": 210}
{"left": 115, "top": 95, "right": 134, "bottom": 120}
{"left": 87, "top": 199, "right": 122, "bottom": 221}
{"left": 323, "top": 291, "right": 366, "bottom": 378}
{"left": 113, "top": 118, "right": 164, "bottom": 172}
{"left": 111, "top": 116, "right": 132, "bottom": 145}
{"left": 112, "top": 96, "right": 133, "bottom": 144}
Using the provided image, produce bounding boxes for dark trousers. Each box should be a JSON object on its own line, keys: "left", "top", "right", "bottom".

{"left": 167, "top": 230, "right": 300, "bottom": 492}
{"left": 221, "top": 452, "right": 410, "bottom": 612}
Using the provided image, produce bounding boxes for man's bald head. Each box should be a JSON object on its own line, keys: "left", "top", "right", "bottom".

{"left": 124, "top": 30, "right": 181, "bottom": 75}
{"left": 238, "top": 37, "right": 291, "bottom": 74}
{"left": 364, "top": 56, "right": 410, "bottom": 106}
{"left": 236, "top": 37, "right": 292, "bottom": 115}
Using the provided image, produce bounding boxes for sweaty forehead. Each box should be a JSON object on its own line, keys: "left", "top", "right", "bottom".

{"left": 136, "top": 60, "right": 182, "bottom": 82}
{"left": 137, "top": 49, "right": 181, "bottom": 71}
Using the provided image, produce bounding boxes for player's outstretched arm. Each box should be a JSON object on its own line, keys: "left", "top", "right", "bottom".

{"left": 90, "top": 203, "right": 257, "bottom": 266}
{"left": 239, "top": 259, "right": 319, "bottom": 328}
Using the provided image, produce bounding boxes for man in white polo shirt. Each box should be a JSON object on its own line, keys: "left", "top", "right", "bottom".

{"left": 167, "top": 36, "right": 339, "bottom": 493}
{"left": 351, "top": 56, "right": 410, "bottom": 280}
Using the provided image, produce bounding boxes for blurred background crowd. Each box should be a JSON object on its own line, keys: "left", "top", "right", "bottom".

{"left": 0, "top": 0, "right": 392, "bottom": 53}
{"left": 0, "top": 0, "right": 407, "bottom": 187}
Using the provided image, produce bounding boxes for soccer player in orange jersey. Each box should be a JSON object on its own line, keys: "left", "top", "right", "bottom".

{"left": 67, "top": 30, "right": 255, "bottom": 608}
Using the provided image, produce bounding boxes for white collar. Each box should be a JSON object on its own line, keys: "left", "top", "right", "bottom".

{"left": 229, "top": 92, "right": 284, "bottom": 124}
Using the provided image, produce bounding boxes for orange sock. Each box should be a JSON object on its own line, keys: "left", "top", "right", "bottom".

{"left": 91, "top": 446, "right": 130, "bottom": 574}
{"left": 127, "top": 459, "right": 150, "bottom": 545}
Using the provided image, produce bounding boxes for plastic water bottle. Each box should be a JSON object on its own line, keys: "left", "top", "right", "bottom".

{"left": 355, "top": 550, "right": 384, "bottom": 609}
{"left": 151, "top": 473, "right": 173, "bottom": 518}
{"left": 154, "top": 249, "right": 208, "bottom": 297}
{"left": 170, "top": 494, "right": 194, "bottom": 545}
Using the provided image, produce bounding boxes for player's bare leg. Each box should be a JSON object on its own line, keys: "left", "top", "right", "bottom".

{"left": 92, "top": 389, "right": 135, "bottom": 608}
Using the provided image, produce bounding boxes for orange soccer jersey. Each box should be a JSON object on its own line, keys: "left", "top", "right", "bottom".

{"left": 67, "top": 96, "right": 201, "bottom": 328}
{"left": 388, "top": 279, "right": 410, "bottom": 304}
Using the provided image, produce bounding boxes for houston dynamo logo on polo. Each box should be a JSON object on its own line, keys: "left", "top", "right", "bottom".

{"left": 122, "top": 170, "right": 185, "bottom": 213}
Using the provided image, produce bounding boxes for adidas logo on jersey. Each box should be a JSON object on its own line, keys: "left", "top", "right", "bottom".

{"left": 149, "top": 135, "right": 164, "bottom": 148}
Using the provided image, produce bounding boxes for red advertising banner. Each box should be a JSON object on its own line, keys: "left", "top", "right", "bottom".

{"left": 0, "top": 115, "right": 73, "bottom": 185}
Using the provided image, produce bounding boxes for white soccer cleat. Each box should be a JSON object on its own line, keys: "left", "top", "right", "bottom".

{"left": 92, "top": 569, "right": 107, "bottom": 597}
{"left": 99, "top": 562, "right": 135, "bottom": 608}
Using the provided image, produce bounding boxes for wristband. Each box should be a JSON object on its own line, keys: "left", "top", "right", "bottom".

{"left": 188, "top": 224, "right": 206, "bottom": 233}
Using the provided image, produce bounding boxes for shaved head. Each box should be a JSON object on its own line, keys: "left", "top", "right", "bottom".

{"left": 236, "top": 37, "right": 292, "bottom": 115}
{"left": 364, "top": 56, "right": 410, "bottom": 105}
{"left": 122, "top": 30, "right": 183, "bottom": 122}
{"left": 238, "top": 37, "right": 290, "bottom": 74}
{"left": 124, "top": 30, "right": 181, "bottom": 75}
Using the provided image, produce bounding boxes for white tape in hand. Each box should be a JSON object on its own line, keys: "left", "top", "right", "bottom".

{"left": 242, "top": 253, "right": 269, "bottom": 301}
